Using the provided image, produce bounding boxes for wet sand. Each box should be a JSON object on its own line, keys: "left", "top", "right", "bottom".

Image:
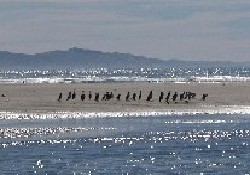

{"left": 0, "top": 82, "right": 250, "bottom": 113}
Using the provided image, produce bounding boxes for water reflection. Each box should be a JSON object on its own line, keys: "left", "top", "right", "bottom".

{"left": 0, "top": 114, "right": 250, "bottom": 174}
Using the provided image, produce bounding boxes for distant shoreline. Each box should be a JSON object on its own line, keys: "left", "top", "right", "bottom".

{"left": 1, "top": 76, "right": 250, "bottom": 84}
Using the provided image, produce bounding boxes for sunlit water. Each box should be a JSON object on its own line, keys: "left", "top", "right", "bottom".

{"left": 1, "top": 114, "right": 250, "bottom": 174}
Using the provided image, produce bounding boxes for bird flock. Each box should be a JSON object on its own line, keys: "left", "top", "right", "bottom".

{"left": 57, "top": 90, "right": 208, "bottom": 103}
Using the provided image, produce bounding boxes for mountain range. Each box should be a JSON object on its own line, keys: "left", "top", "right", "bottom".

{"left": 0, "top": 47, "right": 249, "bottom": 70}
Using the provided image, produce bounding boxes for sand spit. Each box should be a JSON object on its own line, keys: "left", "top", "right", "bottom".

{"left": 0, "top": 82, "right": 250, "bottom": 118}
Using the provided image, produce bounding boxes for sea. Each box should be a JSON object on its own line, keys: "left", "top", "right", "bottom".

{"left": 0, "top": 114, "right": 250, "bottom": 175}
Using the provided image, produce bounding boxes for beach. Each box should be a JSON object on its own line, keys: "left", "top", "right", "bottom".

{"left": 0, "top": 82, "right": 250, "bottom": 114}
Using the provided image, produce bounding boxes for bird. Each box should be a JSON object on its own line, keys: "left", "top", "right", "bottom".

{"left": 57, "top": 93, "right": 62, "bottom": 102}
{"left": 66, "top": 92, "right": 71, "bottom": 101}
{"left": 94, "top": 92, "right": 99, "bottom": 102}
{"left": 146, "top": 91, "right": 152, "bottom": 102}
{"left": 116, "top": 94, "right": 121, "bottom": 101}
{"left": 165, "top": 91, "right": 170, "bottom": 104}
{"left": 172, "top": 92, "right": 178, "bottom": 102}
{"left": 180, "top": 92, "right": 185, "bottom": 101}
{"left": 72, "top": 90, "right": 76, "bottom": 99}
{"left": 139, "top": 91, "right": 142, "bottom": 100}
{"left": 88, "top": 91, "right": 92, "bottom": 100}
{"left": 159, "top": 92, "right": 164, "bottom": 102}
{"left": 81, "top": 91, "right": 86, "bottom": 101}
{"left": 202, "top": 94, "right": 208, "bottom": 101}
{"left": 126, "top": 92, "right": 130, "bottom": 101}
{"left": 132, "top": 93, "right": 136, "bottom": 101}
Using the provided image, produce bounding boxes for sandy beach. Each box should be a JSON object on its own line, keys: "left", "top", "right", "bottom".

{"left": 0, "top": 82, "right": 249, "bottom": 114}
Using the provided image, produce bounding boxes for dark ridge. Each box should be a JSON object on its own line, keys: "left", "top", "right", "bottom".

{"left": 0, "top": 47, "right": 249, "bottom": 70}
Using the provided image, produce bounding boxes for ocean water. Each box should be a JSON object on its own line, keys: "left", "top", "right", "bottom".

{"left": 0, "top": 114, "right": 250, "bottom": 175}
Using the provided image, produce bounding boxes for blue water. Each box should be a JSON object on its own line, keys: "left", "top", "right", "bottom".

{"left": 1, "top": 114, "right": 250, "bottom": 174}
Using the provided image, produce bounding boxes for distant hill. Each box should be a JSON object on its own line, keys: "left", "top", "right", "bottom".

{"left": 0, "top": 47, "right": 249, "bottom": 70}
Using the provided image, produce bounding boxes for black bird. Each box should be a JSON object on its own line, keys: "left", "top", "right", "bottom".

{"left": 102, "top": 92, "right": 107, "bottom": 101}
{"left": 180, "top": 92, "right": 185, "bottom": 101}
{"left": 184, "top": 92, "right": 190, "bottom": 103}
{"left": 126, "top": 92, "right": 130, "bottom": 101}
{"left": 88, "top": 91, "right": 92, "bottom": 100}
{"left": 159, "top": 92, "right": 164, "bottom": 102}
{"left": 116, "top": 94, "right": 121, "bottom": 101}
{"left": 103, "top": 92, "right": 112, "bottom": 101}
{"left": 187, "top": 92, "right": 192, "bottom": 101}
{"left": 139, "top": 91, "right": 142, "bottom": 100}
{"left": 57, "top": 93, "right": 62, "bottom": 102}
{"left": 146, "top": 91, "right": 153, "bottom": 102}
{"left": 66, "top": 92, "right": 71, "bottom": 101}
{"left": 149, "top": 91, "right": 152, "bottom": 99}
{"left": 202, "top": 94, "right": 208, "bottom": 101}
{"left": 165, "top": 91, "right": 170, "bottom": 104}
{"left": 94, "top": 93, "right": 99, "bottom": 102}
{"left": 191, "top": 93, "right": 196, "bottom": 99}
{"left": 72, "top": 90, "right": 76, "bottom": 99}
{"left": 132, "top": 93, "right": 136, "bottom": 101}
{"left": 172, "top": 92, "right": 178, "bottom": 102}
{"left": 81, "top": 91, "right": 86, "bottom": 101}
{"left": 185, "top": 92, "right": 196, "bottom": 100}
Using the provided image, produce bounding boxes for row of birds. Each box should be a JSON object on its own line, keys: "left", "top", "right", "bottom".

{"left": 57, "top": 91, "right": 208, "bottom": 103}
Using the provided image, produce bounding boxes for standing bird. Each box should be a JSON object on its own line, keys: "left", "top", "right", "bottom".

{"left": 94, "top": 93, "right": 99, "bottom": 102}
{"left": 81, "top": 91, "right": 86, "bottom": 101}
{"left": 138, "top": 91, "right": 142, "bottom": 100}
{"left": 66, "top": 92, "right": 71, "bottom": 101}
{"left": 202, "top": 94, "right": 208, "bottom": 101}
{"left": 146, "top": 91, "right": 153, "bottom": 102}
{"left": 165, "top": 91, "right": 170, "bottom": 104}
{"left": 126, "top": 92, "right": 130, "bottom": 101}
{"left": 132, "top": 93, "right": 136, "bottom": 101}
{"left": 102, "top": 92, "right": 107, "bottom": 101}
{"left": 116, "top": 94, "right": 121, "bottom": 101}
{"left": 180, "top": 92, "right": 185, "bottom": 101}
{"left": 172, "top": 92, "right": 178, "bottom": 102}
{"left": 88, "top": 91, "right": 92, "bottom": 100}
{"left": 72, "top": 90, "right": 76, "bottom": 99}
{"left": 187, "top": 92, "right": 192, "bottom": 101}
{"left": 57, "top": 93, "right": 62, "bottom": 102}
{"left": 159, "top": 92, "right": 164, "bottom": 102}
{"left": 191, "top": 93, "right": 196, "bottom": 99}
{"left": 103, "top": 92, "right": 113, "bottom": 101}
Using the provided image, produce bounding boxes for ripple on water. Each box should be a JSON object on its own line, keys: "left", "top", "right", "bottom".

{"left": 0, "top": 114, "right": 250, "bottom": 174}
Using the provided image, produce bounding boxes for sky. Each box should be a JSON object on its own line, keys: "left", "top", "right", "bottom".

{"left": 0, "top": 0, "right": 250, "bottom": 61}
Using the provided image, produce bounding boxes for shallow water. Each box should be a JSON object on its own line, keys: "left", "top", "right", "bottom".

{"left": 1, "top": 114, "right": 250, "bottom": 174}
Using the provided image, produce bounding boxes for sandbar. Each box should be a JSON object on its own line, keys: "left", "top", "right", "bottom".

{"left": 0, "top": 82, "right": 250, "bottom": 114}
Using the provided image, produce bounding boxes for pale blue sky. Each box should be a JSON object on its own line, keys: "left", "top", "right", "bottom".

{"left": 0, "top": 0, "right": 250, "bottom": 61}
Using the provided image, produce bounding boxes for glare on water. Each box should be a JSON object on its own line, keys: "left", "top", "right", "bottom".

{"left": 0, "top": 114, "right": 250, "bottom": 174}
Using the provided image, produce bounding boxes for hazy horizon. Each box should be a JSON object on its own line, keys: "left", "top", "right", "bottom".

{"left": 1, "top": 0, "right": 250, "bottom": 62}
